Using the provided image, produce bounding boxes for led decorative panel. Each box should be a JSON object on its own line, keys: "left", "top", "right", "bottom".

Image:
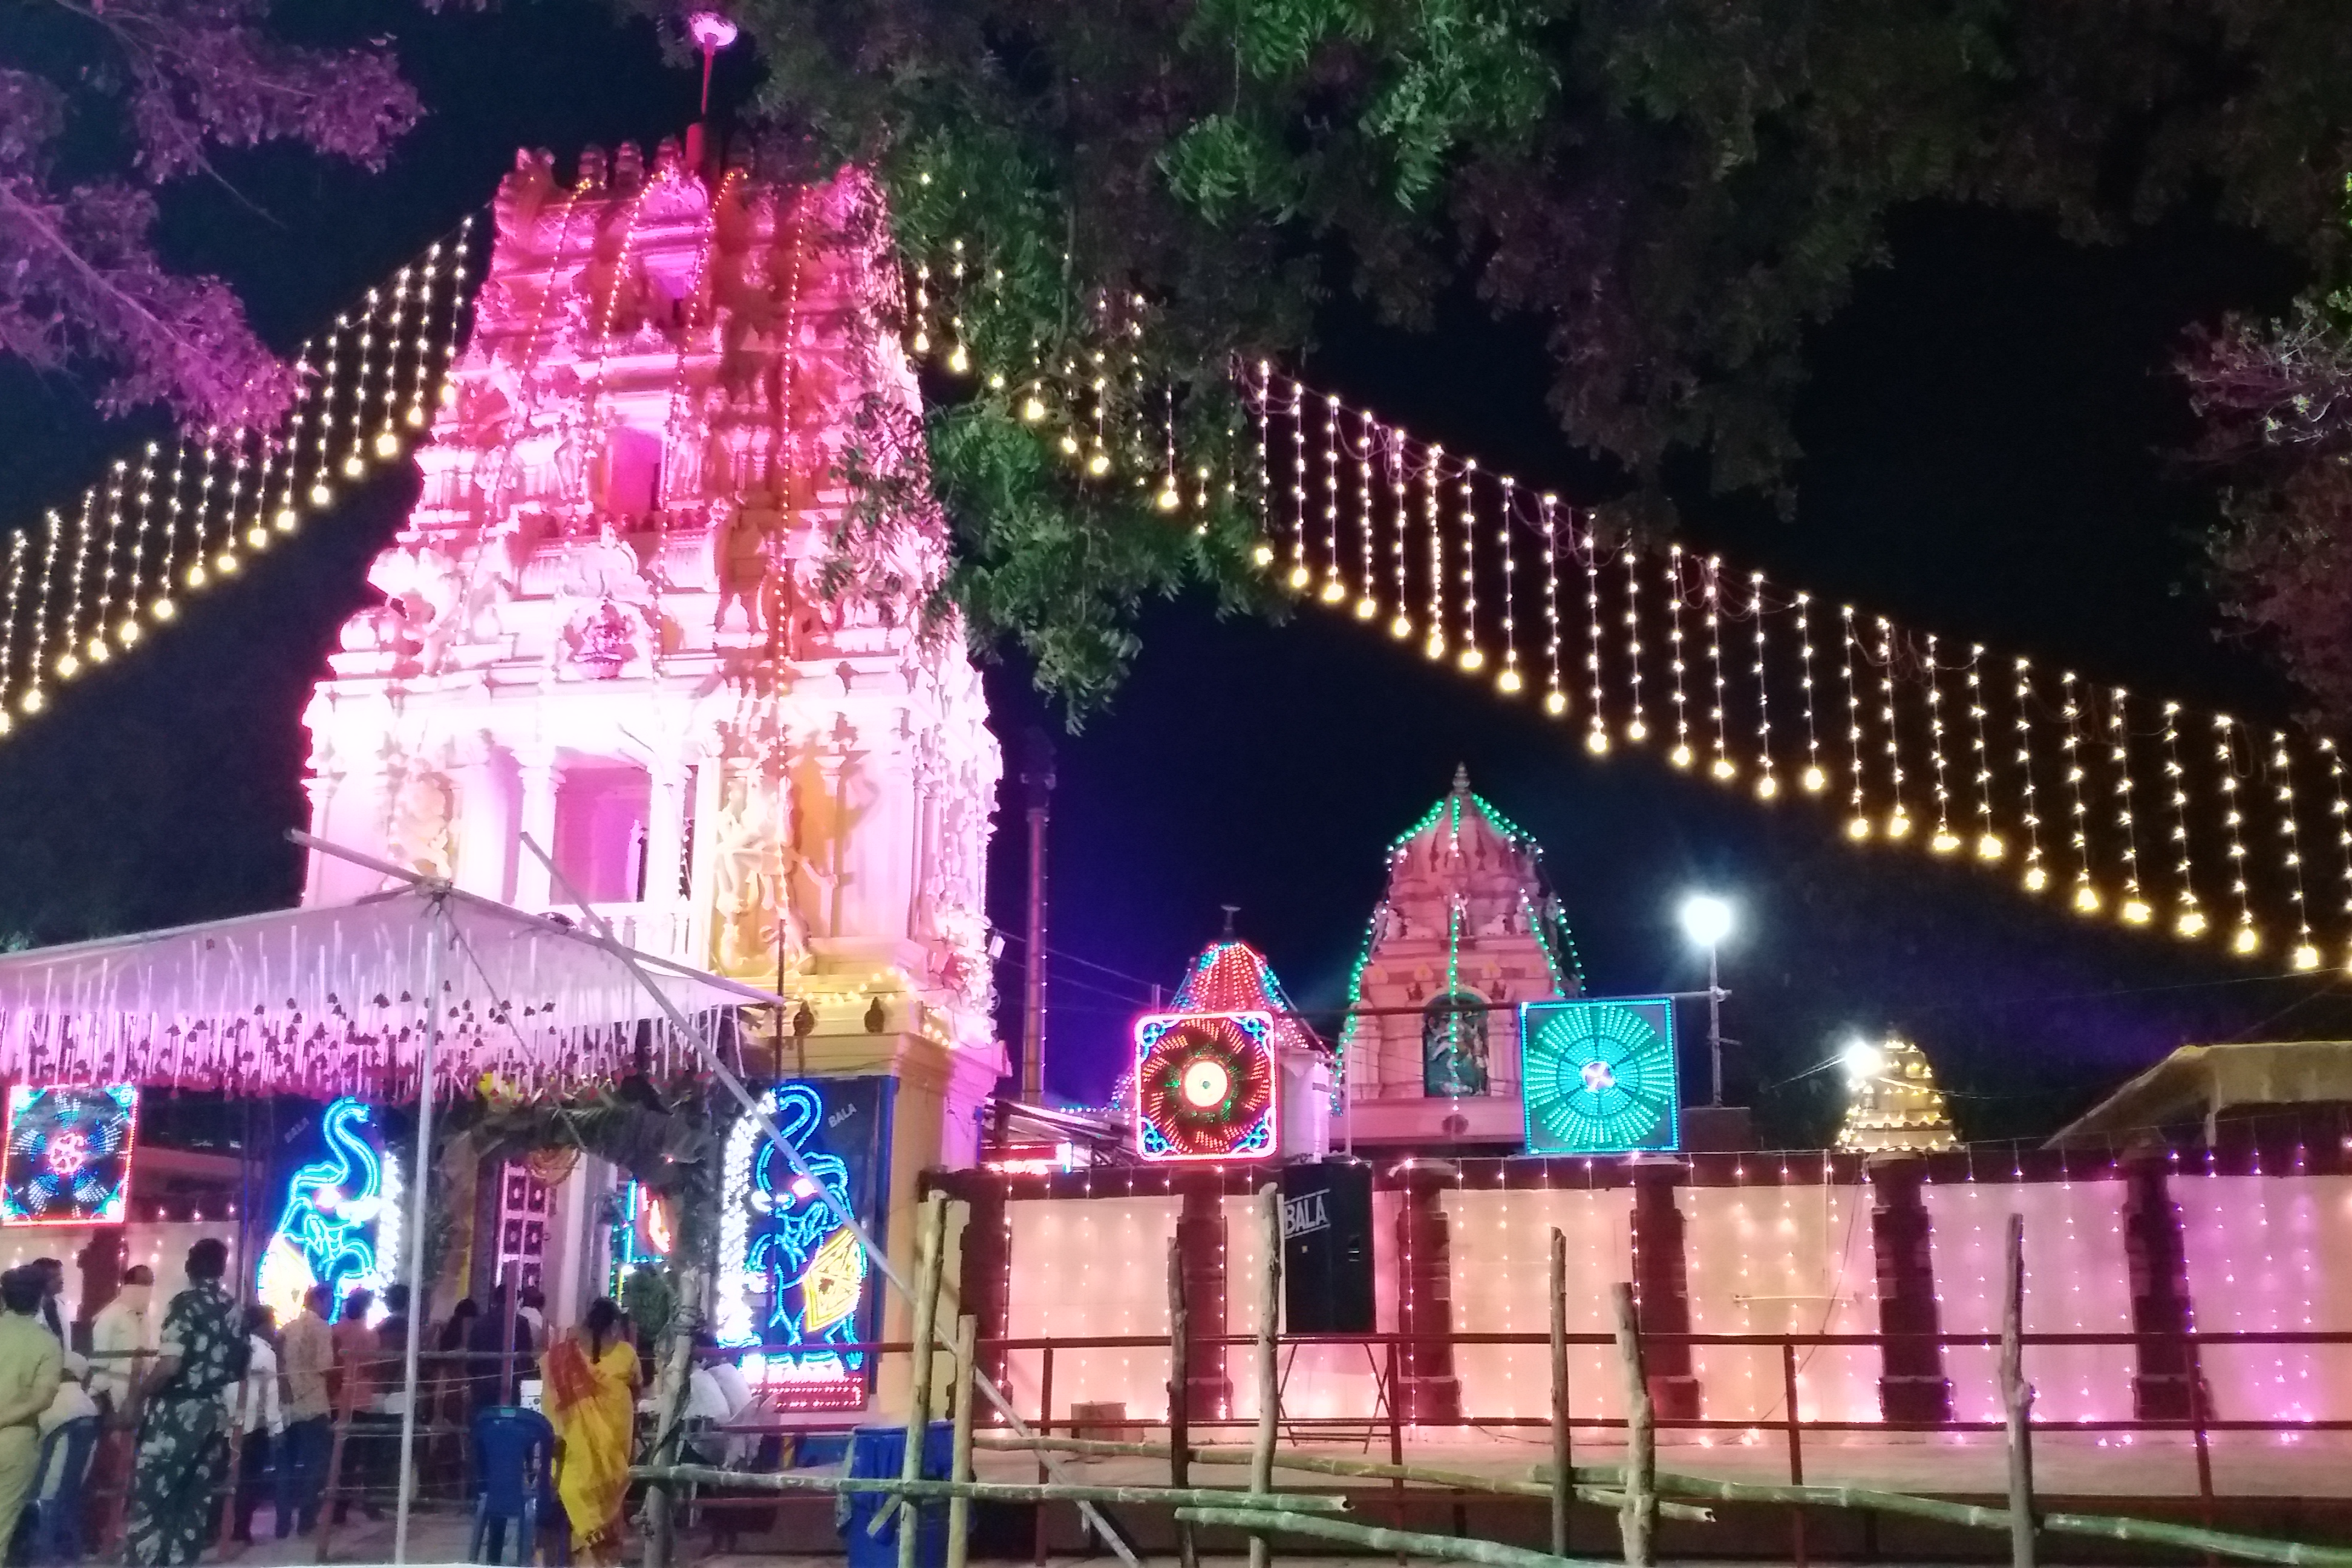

{"left": 1134, "top": 1010, "right": 1278, "bottom": 1163}
{"left": 255, "top": 1097, "right": 401, "bottom": 1325}
{"left": 1, "top": 1084, "right": 138, "bottom": 1226}
{"left": 607, "top": 1180, "right": 676, "bottom": 1297}
{"left": 716, "top": 1077, "right": 895, "bottom": 1411}
{"left": 1521, "top": 998, "right": 1679, "bottom": 1153}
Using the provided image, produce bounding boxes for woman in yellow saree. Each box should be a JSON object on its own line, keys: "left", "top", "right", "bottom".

{"left": 542, "top": 1299, "right": 641, "bottom": 1564}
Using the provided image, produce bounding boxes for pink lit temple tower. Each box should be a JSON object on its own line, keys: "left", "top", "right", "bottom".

{"left": 297, "top": 140, "right": 1003, "bottom": 1295}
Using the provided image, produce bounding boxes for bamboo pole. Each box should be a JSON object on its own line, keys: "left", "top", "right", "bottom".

{"left": 1609, "top": 1283, "right": 1655, "bottom": 1568}
{"left": 312, "top": 1410, "right": 352, "bottom": 1564}
{"left": 1248, "top": 1183, "right": 1281, "bottom": 1568}
{"left": 643, "top": 1259, "right": 708, "bottom": 1568}
{"left": 1176, "top": 1505, "right": 1622, "bottom": 1568}
{"left": 883, "top": 1191, "right": 950, "bottom": 1558}
{"left": 630, "top": 1464, "right": 1351, "bottom": 1513}
{"left": 1570, "top": 1466, "right": 2352, "bottom": 1568}
{"left": 1549, "top": 1227, "right": 1570, "bottom": 1558}
{"left": 975, "top": 1435, "right": 1711, "bottom": 1521}
{"left": 2001, "top": 1213, "right": 2035, "bottom": 1568}
{"left": 946, "top": 1315, "right": 979, "bottom": 1568}
{"left": 1168, "top": 1235, "right": 1196, "bottom": 1568}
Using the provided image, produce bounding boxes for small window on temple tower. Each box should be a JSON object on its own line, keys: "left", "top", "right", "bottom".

{"left": 553, "top": 762, "right": 653, "bottom": 904}
{"left": 603, "top": 428, "right": 663, "bottom": 517}
{"left": 1421, "top": 991, "right": 1491, "bottom": 1097}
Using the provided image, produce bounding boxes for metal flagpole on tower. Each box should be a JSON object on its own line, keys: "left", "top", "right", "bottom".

{"left": 391, "top": 891, "right": 446, "bottom": 1565}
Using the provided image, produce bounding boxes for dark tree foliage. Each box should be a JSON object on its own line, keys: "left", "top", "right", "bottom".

{"left": 0, "top": 1, "right": 421, "bottom": 428}
{"left": 2180, "top": 249, "right": 2352, "bottom": 728}
{"left": 16, "top": 0, "right": 2352, "bottom": 709}
{"left": 707, "top": 0, "right": 2352, "bottom": 708}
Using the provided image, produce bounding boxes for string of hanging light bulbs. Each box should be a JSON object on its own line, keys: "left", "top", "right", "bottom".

{"left": 0, "top": 217, "right": 482, "bottom": 736}
{"left": 899, "top": 244, "right": 2352, "bottom": 975}
{"left": 3, "top": 201, "right": 2340, "bottom": 976}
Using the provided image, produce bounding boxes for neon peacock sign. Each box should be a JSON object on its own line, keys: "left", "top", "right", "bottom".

{"left": 256, "top": 1097, "right": 402, "bottom": 1324}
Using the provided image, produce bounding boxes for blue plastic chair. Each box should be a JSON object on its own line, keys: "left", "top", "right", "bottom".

{"left": 469, "top": 1407, "right": 566, "bottom": 1566}
{"left": 21, "top": 1416, "right": 98, "bottom": 1564}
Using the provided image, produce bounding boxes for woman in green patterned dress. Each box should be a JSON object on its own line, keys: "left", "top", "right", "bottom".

{"left": 121, "top": 1238, "right": 246, "bottom": 1567}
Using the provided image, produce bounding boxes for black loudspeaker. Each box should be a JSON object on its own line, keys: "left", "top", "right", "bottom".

{"left": 1280, "top": 1158, "right": 1375, "bottom": 1334}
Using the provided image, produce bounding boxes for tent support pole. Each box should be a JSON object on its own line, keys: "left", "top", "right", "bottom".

{"left": 392, "top": 893, "right": 446, "bottom": 1565}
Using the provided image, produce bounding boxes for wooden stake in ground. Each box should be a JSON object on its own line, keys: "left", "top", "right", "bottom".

{"left": 1169, "top": 1233, "right": 1197, "bottom": 1568}
{"left": 311, "top": 1412, "right": 351, "bottom": 1566}
{"left": 1550, "top": 1227, "right": 1572, "bottom": 1558}
{"left": 1610, "top": 1282, "right": 1656, "bottom": 1568}
{"left": 946, "top": 1314, "right": 979, "bottom": 1568}
{"left": 892, "top": 1191, "right": 951, "bottom": 1568}
{"left": 1248, "top": 1182, "right": 1282, "bottom": 1568}
{"left": 2001, "top": 1212, "right": 2036, "bottom": 1568}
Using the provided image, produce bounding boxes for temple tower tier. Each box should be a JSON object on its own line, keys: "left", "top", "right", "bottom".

{"left": 1339, "top": 767, "right": 1579, "bottom": 1148}
{"left": 297, "top": 140, "right": 1005, "bottom": 1395}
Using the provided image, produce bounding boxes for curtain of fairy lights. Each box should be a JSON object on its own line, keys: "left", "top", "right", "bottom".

{"left": 0, "top": 215, "right": 485, "bottom": 737}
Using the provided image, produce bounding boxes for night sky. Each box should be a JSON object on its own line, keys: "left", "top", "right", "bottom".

{"left": 4, "top": 4, "right": 2346, "bottom": 1147}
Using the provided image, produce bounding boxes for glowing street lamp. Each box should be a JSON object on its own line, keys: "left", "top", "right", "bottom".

{"left": 1840, "top": 1038, "right": 1886, "bottom": 1085}
{"left": 1679, "top": 893, "right": 1735, "bottom": 1106}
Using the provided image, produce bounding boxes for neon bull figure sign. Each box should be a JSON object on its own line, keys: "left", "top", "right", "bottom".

{"left": 715, "top": 1078, "right": 895, "bottom": 1410}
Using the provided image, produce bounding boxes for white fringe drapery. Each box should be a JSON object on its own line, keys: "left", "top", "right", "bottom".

{"left": 0, "top": 888, "right": 774, "bottom": 1098}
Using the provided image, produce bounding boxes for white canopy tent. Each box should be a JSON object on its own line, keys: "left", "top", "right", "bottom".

{"left": 0, "top": 871, "right": 779, "bottom": 1561}
{"left": 0, "top": 883, "right": 776, "bottom": 1098}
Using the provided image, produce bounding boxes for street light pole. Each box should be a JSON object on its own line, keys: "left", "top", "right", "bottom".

{"left": 1677, "top": 892, "right": 1734, "bottom": 1109}
{"left": 1707, "top": 941, "right": 1723, "bottom": 1106}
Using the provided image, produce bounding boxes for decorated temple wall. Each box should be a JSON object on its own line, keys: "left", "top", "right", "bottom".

{"left": 1003, "top": 1195, "right": 1182, "bottom": 1422}
{"left": 1446, "top": 1185, "right": 1634, "bottom": 1424}
{"left": 2177, "top": 1171, "right": 2352, "bottom": 1423}
{"left": 1926, "top": 1174, "right": 2137, "bottom": 1426}
{"left": 964, "top": 1157, "right": 2352, "bottom": 1432}
{"left": 1683, "top": 1180, "right": 1882, "bottom": 1425}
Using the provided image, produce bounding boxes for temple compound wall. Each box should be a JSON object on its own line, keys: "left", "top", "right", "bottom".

{"left": 929, "top": 1143, "right": 2352, "bottom": 1434}
{"left": 297, "top": 140, "right": 1001, "bottom": 1381}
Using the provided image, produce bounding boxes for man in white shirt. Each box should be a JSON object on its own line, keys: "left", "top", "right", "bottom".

{"left": 85, "top": 1267, "right": 154, "bottom": 1417}
{"left": 80, "top": 1266, "right": 152, "bottom": 1551}
{"left": 35, "top": 1353, "right": 97, "bottom": 1500}
{"left": 229, "top": 1305, "right": 284, "bottom": 1544}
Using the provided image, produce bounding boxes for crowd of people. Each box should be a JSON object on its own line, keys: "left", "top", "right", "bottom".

{"left": 0, "top": 1245, "right": 656, "bottom": 1567}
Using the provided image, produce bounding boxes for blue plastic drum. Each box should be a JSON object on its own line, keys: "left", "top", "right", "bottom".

{"left": 841, "top": 1421, "right": 956, "bottom": 1568}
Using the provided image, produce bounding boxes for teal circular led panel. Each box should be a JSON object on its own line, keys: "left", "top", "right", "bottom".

{"left": 1521, "top": 998, "right": 1679, "bottom": 1153}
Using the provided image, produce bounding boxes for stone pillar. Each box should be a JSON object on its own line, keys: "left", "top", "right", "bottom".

{"left": 1175, "top": 1180, "right": 1233, "bottom": 1421}
{"left": 513, "top": 746, "right": 561, "bottom": 910}
{"left": 1867, "top": 1155, "right": 1952, "bottom": 1424}
{"left": 1393, "top": 1163, "right": 1461, "bottom": 1422}
{"left": 300, "top": 770, "right": 341, "bottom": 904}
{"left": 834, "top": 738, "right": 916, "bottom": 953}
{"left": 1628, "top": 1158, "right": 1701, "bottom": 1421}
{"left": 956, "top": 1177, "right": 1014, "bottom": 1417}
{"left": 451, "top": 734, "right": 517, "bottom": 902}
{"left": 685, "top": 736, "right": 725, "bottom": 969}
{"left": 644, "top": 753, "right": 691, "bottom": 959}
{"left": 2122, "top": 1154, "right": 2200, "bottom": 1421}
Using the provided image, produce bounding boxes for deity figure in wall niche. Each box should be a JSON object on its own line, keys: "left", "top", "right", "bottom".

{"left": 549, "top": 410, "right": 595, "bottom": 514}
{"left": 388, "top": 771, "right": 456, "bottom": 881}
{"left": 709, "top": 769, "right": 782, "bottom": 974}
{"left": 712, "top": 505, "right": 773, "bottom": 633}
{"left": 561, "top": 598, "right": 652, "bottom": 679}
{"left": 709, "top": 762, "right": 838, "bottom": 976}
{"left": 560, "top": 521, "right": 652, "bottom": 603}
